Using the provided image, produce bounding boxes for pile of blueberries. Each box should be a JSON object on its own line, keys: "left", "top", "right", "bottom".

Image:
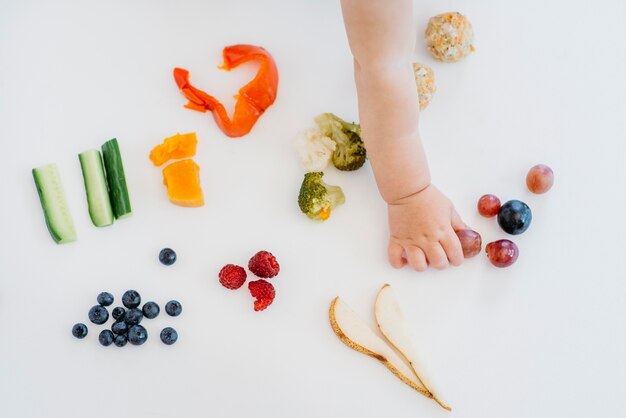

{"left": 71, "top": 290, "right": 181, "bottom": 347}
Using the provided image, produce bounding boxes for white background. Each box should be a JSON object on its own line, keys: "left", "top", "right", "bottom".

{"left": 1, "top": 0, "right": 625, "bottom": 417}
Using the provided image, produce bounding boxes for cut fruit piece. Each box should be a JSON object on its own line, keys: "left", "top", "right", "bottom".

{"left": 375, "top": 284, "right": 450, "bottom": 411}
{"left": 149, "top": 132, "right": 198, "bottom": 166}
{"left": 101, "top": 138, "right": 132, "bottom": 219}
{"left": 162, "top": 159, "right": 204, "bottom": 207}
{"left": 32, "top": 164, "right": 77, "bottom": 244}
{"left": 79, "top": 150, "right": 114, "bottom": 227}
{"left": 329, "top": 297, "right": 433, "bottom": 400}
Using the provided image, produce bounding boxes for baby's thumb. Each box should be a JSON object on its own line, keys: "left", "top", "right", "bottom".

{"left": 451, "top": 209, "right": 469, "bottom": 231}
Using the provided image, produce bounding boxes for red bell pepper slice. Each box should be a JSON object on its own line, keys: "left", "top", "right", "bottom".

{"left": 174, "top": 45, "right": 279, "bottom": 138}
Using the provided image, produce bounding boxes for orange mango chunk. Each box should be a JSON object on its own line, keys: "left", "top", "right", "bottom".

{"left": 150, "top": 132, "right": 198, "bottom": 166}
{"left": 162, "top": 159, "right": 204, "bottom": 207}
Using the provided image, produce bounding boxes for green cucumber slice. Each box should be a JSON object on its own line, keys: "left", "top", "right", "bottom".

{"left": 79, "top": 150, "right": 114, "bottom": 227}
{"left": 32, "top": 164, "right": 77, "bottom": 244}
{"left": 101, "top": 138, "right": 132, "bottom": 219}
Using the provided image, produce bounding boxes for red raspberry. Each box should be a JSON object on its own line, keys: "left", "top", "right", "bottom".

{"left": 219, "top": 264, "right": 247, "bottom": 290}
{"left": 248, "top": 251, "right": 280, "bottom": 278}
{"left": 248, "top": 280, "right": 275, "bottom": 311}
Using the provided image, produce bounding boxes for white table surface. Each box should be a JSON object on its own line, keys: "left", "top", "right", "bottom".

{"left": 1, "top": 0, "right": 626, "bottom": 417}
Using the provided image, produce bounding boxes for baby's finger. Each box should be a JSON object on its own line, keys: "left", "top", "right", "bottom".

{"left": 388, "top": 241, "right": 407, "bottom": 269}
{"left": 440, "top": 228, "right": 464, "bottom": 266}
{"left": 451, "top": 209, "right": 469, "bottom": 231}
{"left": 406, "top": 246, "right": 428, "bottom": 272}
{"left": 424, "top": 243, "right": 449, "bottom": 270}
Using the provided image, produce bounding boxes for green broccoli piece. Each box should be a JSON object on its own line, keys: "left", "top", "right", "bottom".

{"left": 315, "top": 113, "right": 367, "bottom": 171}
{"left": 298, "top": 172, "right": 345, "bottom": 221}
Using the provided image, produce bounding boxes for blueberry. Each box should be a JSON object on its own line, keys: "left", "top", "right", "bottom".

{"left": 111, "top": 321, "right": 128, "bottom": 335}
{"left": 72, "top": 323, "right": 88, "bottom": 339}
{"left": 497, "top": 200, "right": 532, "bottom": 235}
{"left": 142, "top": 301, "right": 160, "bottom": 319}
{"left": 88, "top": 305, "right": 109, "bottom": 325}
{"left": 127, "top": 325, "right": 148, "bottom": 345}
{"left": 159, "top": 248, "right": 177, "bottom": 266}
{"left": 160, "top": 327, "right": 178, "bottom": 345}
{"left": 114, "top": 334, "right": 128, "bottom": 347}
{"left": 97, "top": 292, "right": 114, "bottom": 307}
{"left": 122, "top": 290, "right": 141, "bottom": 309}
{"left": 124, "top": 308, "right": 143, "bottom": 325}
{"left": 165, "top": 300, "right": 182, "bottom": 317}
{"left": 99, "top": 330, "right": 114, "bottom": 346}
{"left": 112, "top": 306, "right": 126, "bottom": 321}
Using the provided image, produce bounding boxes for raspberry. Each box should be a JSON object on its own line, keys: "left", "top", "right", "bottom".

{"left": 219, "top": 264, "right": 247, "bottom": 290}
{"left": 248, "top": 251, "right": 280, "bottom": 278}
{"left": 248, "top": 280, "right": 275, "bottom": 311}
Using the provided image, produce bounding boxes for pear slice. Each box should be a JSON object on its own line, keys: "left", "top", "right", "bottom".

{"left": 329, "top": 297, "right": 431, "bottom": 398}
{"left": 375, "top": 284, "right": 451, "bottom": 411}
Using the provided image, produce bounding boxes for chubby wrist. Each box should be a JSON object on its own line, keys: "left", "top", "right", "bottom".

{"left": 383, "top": 176, "right": 431, "bottom": 205}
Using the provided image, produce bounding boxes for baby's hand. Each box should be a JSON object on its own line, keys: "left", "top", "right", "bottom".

{"left": 387, "top": 185, "right": 468, "bottom": 271}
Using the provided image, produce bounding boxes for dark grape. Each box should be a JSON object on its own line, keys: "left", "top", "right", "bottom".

{"left": 497, "top": 200, "right": 532, "bottom": 235}
{"left": 477, "top": 194, "right": 501, "bottom": 217}
{"left": 486, "top": 239, "right": 519, "bottom": 267}
{"left": 526, "top": 164, "right": 554, "bottom": 194}
{"left": 456, "top": 229, "right": 482, "bottom": 258}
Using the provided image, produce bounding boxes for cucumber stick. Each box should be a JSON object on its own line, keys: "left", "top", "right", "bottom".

{"left": 79, "top": 150, "right": 114, "bottom": 227}
{"left": 32, "top": 164, "right": 77, "bottom": 244}
{"left": 102, "top": 138, "right": 132, "bottom": 219}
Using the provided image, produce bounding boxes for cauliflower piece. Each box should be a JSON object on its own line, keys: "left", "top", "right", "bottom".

{"left": 425, "top": 12, "right": 475, "bottom": 63}
{"left": 294, "top": 128, "right": 337, "bottom": 172}
{"left": 413, "top": 63, "right": 436, "bottom": 110}
{"left": 315, "top": 113, "right": 366, "bottom": 171}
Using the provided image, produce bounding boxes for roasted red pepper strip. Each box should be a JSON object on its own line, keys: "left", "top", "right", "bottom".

{"left": 174, "top": 45, "right": 279, "bottom": 138}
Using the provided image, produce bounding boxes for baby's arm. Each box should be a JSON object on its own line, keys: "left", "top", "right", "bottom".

{"left": 340, "top": 0, "right": 467, "bottom": 270}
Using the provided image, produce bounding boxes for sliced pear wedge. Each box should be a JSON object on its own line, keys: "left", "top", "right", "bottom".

{"left": 329, "top": 296, "right": 431, "bottom": 398}
{"left": 375, "top": 284, "right": 451, "bottom": 411}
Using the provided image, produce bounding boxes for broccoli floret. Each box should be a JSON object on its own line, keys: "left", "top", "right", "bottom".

{"left": 315, "top": 113, "right": 367, "bottom": 171}
{"left": 298, "top": 172, "right": 345, "bottom": 221}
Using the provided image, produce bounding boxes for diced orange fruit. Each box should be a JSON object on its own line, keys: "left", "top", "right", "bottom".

{"left": 150, "top": 132, "right": 198, "bottom": 166}
{"left": 162, "top": 159, "right": 204, "bottom": 207}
